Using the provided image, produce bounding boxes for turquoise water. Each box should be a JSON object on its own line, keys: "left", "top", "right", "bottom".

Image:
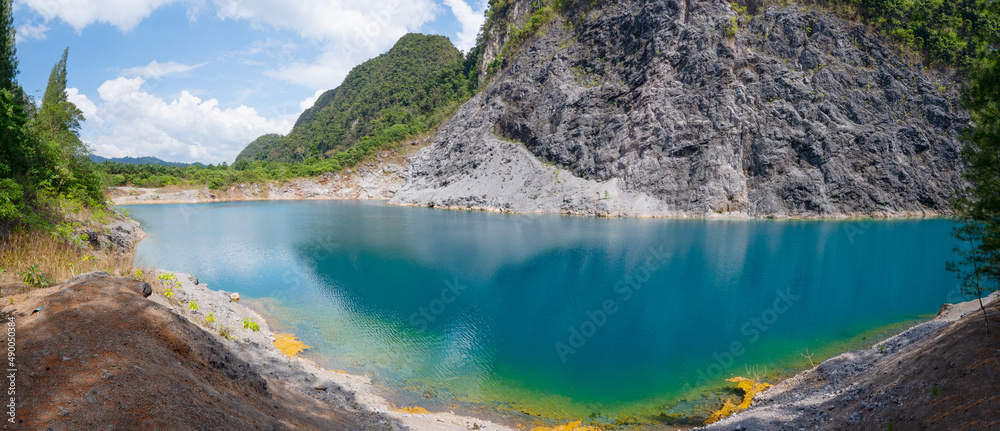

{"left": 126, "top": 201, "right": 960, "bottom": 425}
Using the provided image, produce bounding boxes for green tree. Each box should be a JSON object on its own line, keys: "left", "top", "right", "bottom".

{"left": 949, "top": 51, "right": 1000, "bottom": 333}
{"left": 34, "top": 47, "right": 86, "bottom": 156}
{"left": 0, "top": 0, "right": 30, "bottom": 226}
{"left": 0, "top": 0, "right": 17, "bottom": 97}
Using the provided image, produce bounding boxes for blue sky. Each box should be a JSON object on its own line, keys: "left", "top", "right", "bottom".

{"left": 13, "top": 0, "right": 488, "bottom": 164}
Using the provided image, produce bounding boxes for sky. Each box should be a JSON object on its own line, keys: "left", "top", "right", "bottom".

{"left": 13, "top": 0, "right": 488, "bottom": 164}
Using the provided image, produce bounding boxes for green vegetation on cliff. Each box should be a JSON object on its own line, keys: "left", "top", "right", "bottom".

{"left": 237, "top": 34, "right": 476, "bottom": 166}
{"left": 749, "top": 0, "right": 1000, "bottom": 68}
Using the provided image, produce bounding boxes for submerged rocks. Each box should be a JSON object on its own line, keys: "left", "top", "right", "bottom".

{"left": 393, "top": 0, "right": 967, "bottom": 218}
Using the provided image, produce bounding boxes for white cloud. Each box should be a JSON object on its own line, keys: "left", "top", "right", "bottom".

{"left": 16, "top": 22, "right": 49, "bottom": 41}
{"left": 212, "top": 0, "right": 439, "bottom": 89}
{"left": 442, "top": 0, "right": 486, "bottom": 52}
{"left": 265, "top": 50, "right": 356, "bottom": 90}
{"left": 81, "top": 77, "right": 292, "bottom": 163}
{"left": 66, "top": 87, "right": 103, "bottom": 129}
{"left": 299, "top": 88, "right": 326, "bottom": 111}
{"left": 19, "top": 0, "right": 445, "bottom": 90}
{"left": 121, "top": 60, "right": 207, "bottom": 78}
{"left": 18, "top": 0, "right": 178, "bottom": 32}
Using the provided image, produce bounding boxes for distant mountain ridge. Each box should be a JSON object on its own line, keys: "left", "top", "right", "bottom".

{"left": 89, "top": 155, "right": 203, "bottom": 168}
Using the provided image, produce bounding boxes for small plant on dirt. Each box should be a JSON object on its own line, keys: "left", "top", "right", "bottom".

{"left": 801, "top": 348, "right": 815, "bottom": 367}
{"left": 131, "top": 269, "right": 143, "bottom": 280}
{"left": 888, "top": 420, "right": 895, "bottom": 431}
{"left": 931, "top": 385, "right": 939, "bottom": 397}
{"left": 206, "top": 312, "right": 216, "bottom": 324}
{"left": 242, "top": 318, "right": 260, "bottom": 332}
{"left": 878, "top": 343, "right": 886, "bottom": 354}
{"left": 157, "top": 272, "right": 181, "bottom": 287}
{"left": 20, "top": 264, "right": 53, "bottom": 289}
{"left": 164, "top": 287, "right": 174, "bottom": 298}
{"left": 188, "top": 301, "right": 198, "bottom": 311}
{"left": 218, "top": 326, "right": 234, "bottom": 340}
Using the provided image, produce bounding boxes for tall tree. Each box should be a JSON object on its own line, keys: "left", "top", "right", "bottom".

{"left": 0, "top": 0, "right": 17, "bottom": 96}
{"left": 950, "top": 51, "right": 1000, "bottom": 333}
{"left": 34, "top": 47, "right": 86, "bottom": 158}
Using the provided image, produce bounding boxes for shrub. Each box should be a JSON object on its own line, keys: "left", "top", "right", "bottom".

{"left": 242, "top": 317, "right": 260, "bottom": 332}
{"left": 19, "top": 264, "right": 52, "bottom": 290}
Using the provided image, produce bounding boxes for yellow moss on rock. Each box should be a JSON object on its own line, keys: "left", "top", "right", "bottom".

{"left": 704, "top": 376, "right": 772, "bottom": 424}
{"left": 273, "top": 333, "right": 311, "bottom": 357}
{"left": 530, "top": 421, "right": 597, "bottom": 431}
{"left": 395, "top": 406, "right": 431, "bottom": 414}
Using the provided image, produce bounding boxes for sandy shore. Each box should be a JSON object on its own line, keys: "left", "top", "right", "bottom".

{"left": 152, "top": 269, "right": 516, "bottom": 431}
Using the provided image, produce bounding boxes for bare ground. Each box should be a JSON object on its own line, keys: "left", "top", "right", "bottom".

{"left": 1, "top": 273, "right": 391, "bottom": 430}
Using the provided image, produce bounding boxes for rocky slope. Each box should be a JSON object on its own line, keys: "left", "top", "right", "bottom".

{"left": 697, "top": 291, "right": 999, "bottom": 430}
{"left": 393, "top": 0, "right": 968, "bottom": 217}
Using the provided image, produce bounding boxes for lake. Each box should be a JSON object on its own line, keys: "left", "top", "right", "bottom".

{"left": 125, "top": 200, "right": 960, "bottom": 427}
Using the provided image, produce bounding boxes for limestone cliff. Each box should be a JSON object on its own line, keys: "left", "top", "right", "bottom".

{"left": 392, "top": 0, "right": 968, "bottom": 217}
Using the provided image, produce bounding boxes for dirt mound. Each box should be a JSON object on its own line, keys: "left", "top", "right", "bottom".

{"left": 2, "top": 272, "right": 386, "bottom": 430}
{"left": 823, "top": 300, "right": 1000, "bottom": 430}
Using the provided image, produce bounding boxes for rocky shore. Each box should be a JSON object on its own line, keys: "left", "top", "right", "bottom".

{"left": 147, "top": 269, "right": 516, "bottom": 431}
{"left": 698, "top": 290, "right": 1000, "bottom": 430}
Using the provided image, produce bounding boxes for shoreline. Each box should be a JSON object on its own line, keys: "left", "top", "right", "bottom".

{"left": 151, "top": 268, "right": 518, "bottom": 431}
{"left": 155, "top": 267, "right": 993, "bottom": 431}
{"left": 114, "top": 186, "right": 951, "bottom": 221}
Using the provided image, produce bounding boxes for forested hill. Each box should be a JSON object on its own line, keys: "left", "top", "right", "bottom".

{"left": 88, "top": 155, "right": 202, "bottom": 168}
{"left": 236, "top": 33, "right": 475, "bottom": 164}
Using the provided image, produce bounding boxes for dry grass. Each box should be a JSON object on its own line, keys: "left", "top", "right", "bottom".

{"left": 0, "top": 230, "right": 157, "bottom": 295}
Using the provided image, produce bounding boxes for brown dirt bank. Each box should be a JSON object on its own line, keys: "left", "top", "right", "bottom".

{"left": 1, "top": 272, "right": 391, "bottom": 430}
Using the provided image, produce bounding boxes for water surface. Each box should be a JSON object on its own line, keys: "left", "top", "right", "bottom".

{"left": 126, "top": 201, "right": 959, "bottom": 425}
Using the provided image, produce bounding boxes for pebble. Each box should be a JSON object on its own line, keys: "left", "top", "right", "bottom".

{"left": 230, "top": 293, "right": 240, "bottom": 302}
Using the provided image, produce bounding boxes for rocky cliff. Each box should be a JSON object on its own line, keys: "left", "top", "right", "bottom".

{"left": 392, "top": 0, "right": 968, "bottom": 217}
